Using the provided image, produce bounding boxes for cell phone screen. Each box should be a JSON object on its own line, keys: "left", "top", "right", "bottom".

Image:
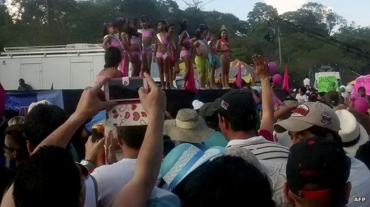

{"left": 108, "top": 79, "right": 144, "bottom": 100}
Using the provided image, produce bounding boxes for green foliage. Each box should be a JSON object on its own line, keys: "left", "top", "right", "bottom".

{"left": 1, "top": 0, "right": 370, "bottom": 83}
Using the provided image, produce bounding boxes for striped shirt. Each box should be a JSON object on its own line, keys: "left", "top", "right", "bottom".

{"left": 347, "top": 156, "right": 370, "bottom": 207}
{"left": 226, "top": 136, "right": 290, "bottom": 163}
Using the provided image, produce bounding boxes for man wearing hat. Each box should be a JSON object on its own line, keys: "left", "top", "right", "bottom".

{"left": 285, "top": 137, "right": 352, "bottom": 207}
{"left": 274, "top": 102, "right": 370, "bottom": 206}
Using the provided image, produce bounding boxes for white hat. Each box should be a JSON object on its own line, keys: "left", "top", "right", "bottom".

{"left": 147, "top": 187, "right": 181, "bottom": 207}
{"left": 28, "top": 100, "right": 52, "bottom": 113}
{"left": 274, "top": 102, "right": 341, "bottom": 133}
{"left": 336, "top": 110, "right": 369, "bottom": 156}
{"left": 251, "top": 86, "right": 262, "bottom": 94}
{"left": 192, "top": 100, "right": 204, "bottom": 111}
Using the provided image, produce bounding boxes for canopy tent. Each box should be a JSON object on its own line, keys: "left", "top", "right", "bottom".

{"left": 215, "top": 59, "right": 255, "bottom": 83}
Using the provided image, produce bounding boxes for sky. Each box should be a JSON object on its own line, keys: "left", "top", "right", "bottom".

{"left": 176, "top": 0, "right": 370, "bottom": 27}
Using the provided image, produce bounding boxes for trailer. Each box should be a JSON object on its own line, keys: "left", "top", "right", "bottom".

{"left": 0, "top": 44, "right": 160, "bottom": 90}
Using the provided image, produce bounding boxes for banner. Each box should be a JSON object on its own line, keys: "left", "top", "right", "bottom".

{"left": 317, "top": 76, "right": 338, "bottom": 92}
{"left": 5, "top": 90, "right": 64, "bottom": 116}
{"left": 353, "top": 76, "right": 370, "bottom": 95}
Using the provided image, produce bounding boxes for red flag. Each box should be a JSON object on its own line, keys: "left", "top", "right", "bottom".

{"left": 51, "top": 83, "right": 54, "bottom": 90}
{"left": 185, "top": 64, "right": 197, "bottom": 92}
{"left": 282, "top": 64, "right": 290, "bottom": 92}
{"left": 236, "top": 62, "right": 242, "bottom": 88}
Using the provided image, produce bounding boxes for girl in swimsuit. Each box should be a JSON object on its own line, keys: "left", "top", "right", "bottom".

{"left": 194, "top": 24, "right": 210, "bottom": 89}
{"left": 102, "top": 21, "right": 127, "bottom": 76}
{"left": 139, "top": 15, "right": 155, "bottom": 75}
{"left": 154, "top": 20, "right": 170, "bottom": 89}
{"left": 117, "top": 19, "right": 130, "bottom": 77}
{"left": 216, "top": 29, "right": 231, "bottom": 89}
{"left": 167, "top": 23, "right": 180, "bottom": 86}
{"left": 178, "top": 19, "right": 192, "bottom": 89}
{"left": 125, "top": 18, "right": 142, "bottom": 77}
{"left": 208, "top": 31, "right": 221, "bottom": 89}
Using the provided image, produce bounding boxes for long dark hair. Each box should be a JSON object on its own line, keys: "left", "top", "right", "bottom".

{"left": 219, "top": 29, "right": 229, "bottom": 41}
{"left": 157, "top": 20, "right": 167, "bottom": 32}
{"left": 139, "top": 15, "right": 151, "bottom": 28}
{"left": 167, "top": 23, "right": 175, "bottom": 33}
{"left": 178, "top": 19, "right": 188, "bottom": 35}
{"left": 102, "top": 21, "right": 116, "bottom": 37}
{"left": 195, "top": 24, "right": 207, "bottom": 40}
{"left": 125, "top": 18, "right": 140, "bottom": 38}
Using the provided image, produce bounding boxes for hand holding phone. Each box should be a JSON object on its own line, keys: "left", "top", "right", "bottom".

{"left": 105, "top": 77, "right": 148, "bottom": 102}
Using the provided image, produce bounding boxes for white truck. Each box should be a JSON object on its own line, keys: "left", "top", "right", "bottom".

{"left": 0, "top": 44, "right": 165, "bottom": 90}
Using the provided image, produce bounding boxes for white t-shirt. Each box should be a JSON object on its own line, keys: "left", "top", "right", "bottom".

{"left": 91, "top": 159, "right": 162, "bottom": 207}
{"left": 303, "top": 78, "right": 310, "bottom": 87}
{"left": 295, "top": 94, "right": 308, "bottom": 102}
{"left": 260, "top": 160, "right": 291, "bottom": 207}
{"left": 226, "top": 136, "right": 290, "bottom": 163}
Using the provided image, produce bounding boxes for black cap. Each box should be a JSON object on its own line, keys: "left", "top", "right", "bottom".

{"left": 212, "top": 89, "right": 257, "bottom": 122}
{"left": 199, "top": 103, "right": 218, "bottom": 129}
{"left": 287, "top": 137, "right": 351, "bottom": 199}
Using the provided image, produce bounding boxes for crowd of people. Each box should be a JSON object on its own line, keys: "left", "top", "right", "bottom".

{"left": 103, "top": 16, "right": 231, "bottom": 90}
{"left": 1, "top": 47, "right": 370, "bottom": 207}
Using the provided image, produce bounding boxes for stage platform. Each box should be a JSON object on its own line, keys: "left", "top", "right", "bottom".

{"left": 5, "top": 89, "right": 288, "bottom": 115}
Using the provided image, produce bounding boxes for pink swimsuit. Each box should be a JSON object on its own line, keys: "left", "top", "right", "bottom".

{"left": 130, "top": 36, "right": 142, "bottom": 57}
{"left": 180, "top": 32, "right": 191, "bottom": 58}
{"left": 104, "top": 35, "right": 127, "bottom": 76}
{"left": 140, "top": 29, "right": 153, "bottom": 55}
{"left": 156, "top": 34, "right": 168, "bottom": 59}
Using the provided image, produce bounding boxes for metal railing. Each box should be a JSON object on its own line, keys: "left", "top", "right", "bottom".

{"left": 1, "top": 44, "right": 105, "bottom": 56}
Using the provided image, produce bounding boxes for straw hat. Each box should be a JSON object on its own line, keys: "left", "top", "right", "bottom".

{"left": 164, "top": 109, "right": 214, "bottom": 143}
{"left": 336, "top": 110, "right": 369, "bottom": 156}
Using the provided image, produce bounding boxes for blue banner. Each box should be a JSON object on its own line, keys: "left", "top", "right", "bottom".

{"left": 5, "top": 90, "right": 64, "bottom": 116}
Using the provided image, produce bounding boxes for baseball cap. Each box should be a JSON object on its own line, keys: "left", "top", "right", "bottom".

{"left": 199, "top": 102, "right": 218, "bottom": 129}
{"left": 274, "top": 102, "right": 340, "bottom": 133}
{"left": 287, "top": 137, "right": 351, "bottom": 199}
{"left": 212, "top": 89, "right": 257, "bottom": 121}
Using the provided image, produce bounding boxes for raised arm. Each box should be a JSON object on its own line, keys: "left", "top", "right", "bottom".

{"left": 102, "top": 36, "right": 111, "bottom": 50}
{"left": 112, "top": 73, "right": 166, "bottom": 207}
{"left": 34, "top": 77, "right": 116, "bottom": 152}
{"left": 1, "top": 77, "right": 117, "bottom": 207}
{"left": 253, "top": 55, "right": 274, "bottom": 134}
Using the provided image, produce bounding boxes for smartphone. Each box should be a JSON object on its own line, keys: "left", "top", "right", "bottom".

{"left": 91, "top": 124, "right": 104, "bottom": 143}
{"left": 105, "top": 77, "right": 148, "bottom": 102}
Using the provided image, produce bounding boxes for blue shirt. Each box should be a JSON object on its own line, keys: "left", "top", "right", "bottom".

{"left": 85, "top": 110, "right": 106, "bottom": 133}
{"left": 203, "top": 132, "right": 228, "bottom": 148}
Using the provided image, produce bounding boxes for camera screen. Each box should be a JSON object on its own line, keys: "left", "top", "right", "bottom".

{"left": 108, "top": 79, "right": 144, "bottom": 100}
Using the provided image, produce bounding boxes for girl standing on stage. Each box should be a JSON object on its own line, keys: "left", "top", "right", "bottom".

{"left": 178, "top": 19, "right": 192, "bottom": 89}
{"left": 194, "top": 24, "right": 210, "bottom": 89}
{"left": 208, "top": 31, "right": 221, "bottom": 89}
{"left": 154, "top": 20, "right": 170, "bottom": 89}
{"left": 139, "top": 15, "right": 155, "bottom": 75}
{"left": 124, "top": 18, "right": 142, "bottom": 77}
{"left": 102, "top": 21, "right": 127, "bottom": 76}
{"left": 168, "top": 23, "right": 180, "bottom": 85}
{"left": 217, "top": 28, "right": 231, "bottom": 89}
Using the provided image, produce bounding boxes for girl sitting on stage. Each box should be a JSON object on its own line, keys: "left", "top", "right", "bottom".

{"left": 139, "top": 15, "right": 155, "bottom": 75}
